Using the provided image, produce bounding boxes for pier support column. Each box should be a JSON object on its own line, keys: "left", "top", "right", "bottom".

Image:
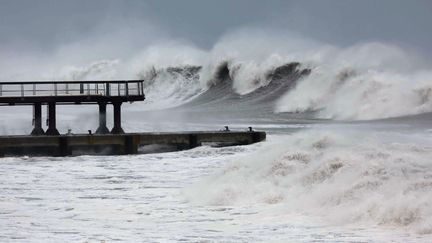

{"left": 46, "top": 102, "right": 60, "bottom": 135}
{"left": 124, "top": 135, "right": 138, "bottom": 154}
{"left": 31, "top": 103, "right": 45, "bottom": 135}
{"left": 111, "top": 102, "right": 124, "bottom": 134}
{"left": 95, "top": 102, "right": 109, "bottom": 134}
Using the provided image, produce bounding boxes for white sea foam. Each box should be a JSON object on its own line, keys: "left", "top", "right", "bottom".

{"left": 185, "top": 129, "right": 432, "bottom": 234}
{"left": 275, "top": 42, "right": 432, "bottom": 120}
{"left": 3, "top": 129, "right": 431, "bottom": 242}
{"left": 3, "top": 16, "right": 432, "bottom": 242}
{"left": 3, "top": 28, "right": 431, "bottom": 119}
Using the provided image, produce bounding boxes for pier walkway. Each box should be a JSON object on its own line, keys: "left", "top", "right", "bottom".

{"left": 0, "top": 80, "right": 145, "bottom": 135}
{"left": 0, "top": 80, "right": 266, "bottom": 157}
{"left": 0, "top": 131, "right": 266, "bottom": 157}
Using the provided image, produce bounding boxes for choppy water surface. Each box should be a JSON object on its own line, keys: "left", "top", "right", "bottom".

{"left": 2, "top": 15, "right": 432, "bottom": 242}
{"left": 1, "top": 128, "right": 432, "bottom": 242}
{"left": 2, "top": 43, "right": 432, "bottom": 242}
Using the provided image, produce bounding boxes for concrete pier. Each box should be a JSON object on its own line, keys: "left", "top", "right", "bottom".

{"left": 46, "top": 102, "right": 60, "bottom": 135}
{"left": 0, "top": 80, "right": 145, "bottom": 135}
{"left": 0, "top": 81, "right": 267, "bottom": 158}
{"left": 31, "top": 103, "right": 44, "bottom": 135}
{"left": 95, "top": 102, "right": 110, "bottom": 134}
{"left": 111, "top": 102, "right": 124, "bottom": 134}
{"left": 0, "top": 131, "right": 266, "bottom": 157}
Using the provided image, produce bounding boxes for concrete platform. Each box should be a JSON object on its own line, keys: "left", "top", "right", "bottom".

{"left": 0, "top": 131, "right": 266, "bottom": 157}
{"left": 0, "top": 80, "right": 145, "bottom": 135}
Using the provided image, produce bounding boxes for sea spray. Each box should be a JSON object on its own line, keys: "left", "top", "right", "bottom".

{"left": 275, "top": 65, "right": 432, "bottom": 120}
{"left": 185, "top": 129, "right": 432, "bottom": 234}
{"left": 63, "top": 39, "right": 432, "bottom": 119}
{"left": 2, "top": 29, "right": 431, "bottom": 120}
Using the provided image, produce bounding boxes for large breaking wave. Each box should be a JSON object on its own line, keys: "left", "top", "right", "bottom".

{"left": 3, "top": 27, "right": 432, "bottom": 237}
{"left": 4, "top": 32, "right": 432, "bottom": 120}
{"left": 185, "top": 129, "right": 432, "bottom": 234}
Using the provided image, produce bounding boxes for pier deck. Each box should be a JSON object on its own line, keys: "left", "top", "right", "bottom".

{"left": 0, "top": 80, "right": 144, "bottom": 105}
{"left": 0, "top": 80, "right": 145, "bottom": 135}
{"left": 0, "top": 131, "right": 266, "bottom": 157}
{"left": 0, "top": 80, "right": 267, "bottom": 157}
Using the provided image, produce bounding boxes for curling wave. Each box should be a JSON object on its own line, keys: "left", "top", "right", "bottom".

{"left": 22, "top": 35, "right": 432, "bottom": 121}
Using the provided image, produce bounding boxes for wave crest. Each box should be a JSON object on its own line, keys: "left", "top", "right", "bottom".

{"left": 13, "top": 33, "right": 431, "bottom": 120}
{"left": 185, "top": 130, "right": 432, "bottom": 233}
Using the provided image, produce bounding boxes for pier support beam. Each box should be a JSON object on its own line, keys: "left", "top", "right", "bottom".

{"left": 95, "top": 102, "right": 109, "bottom": 134}
{"left": 46, "top": 102, "right": 60, "bottom": 135}
{"left": 31, "top": 103, "right": 45, "bottom": 135}
{"left": 124, "top": 135, "right": 138, "bottom": 154}
{"left": 111, "top": 102, "right": 124, "bottom": 134}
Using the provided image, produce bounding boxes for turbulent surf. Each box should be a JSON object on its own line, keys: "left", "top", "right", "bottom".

{"left": 1, "top": 34, "right": 432, "bottom": 241}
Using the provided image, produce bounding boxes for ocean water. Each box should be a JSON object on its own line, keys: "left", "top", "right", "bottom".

{"left": 1, "top": 121, "right": 432, "bottom": 242}
{"left": 1, "top": 36, "right": 432, "bottom": 242}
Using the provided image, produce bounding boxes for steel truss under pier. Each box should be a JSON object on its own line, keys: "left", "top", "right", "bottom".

{"left": 0, "top": 80, "right": 145, "bottom": 135}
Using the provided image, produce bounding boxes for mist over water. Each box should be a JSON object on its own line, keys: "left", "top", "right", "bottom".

{"left": 1, "top": 18, "right": 432, "bottom": 241}
{"left": 3, "top": 27, "right": 431, "bottom": 120}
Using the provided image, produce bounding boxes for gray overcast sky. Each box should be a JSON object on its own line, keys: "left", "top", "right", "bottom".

{"left": 1, "top": 0, "right": 432, "bottom": 55}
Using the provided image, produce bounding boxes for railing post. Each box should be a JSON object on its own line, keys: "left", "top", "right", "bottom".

{"left": 54, "top": 83, "right": 58, "bottom": 96}
{"left": 125, "top": 82, "right": 129, "bottom": 97}
{"left": 106, "top": 82, "right": 110, "bottom": 96}
{"left": 0, "top": 84, "right": 3, "bottom": 96}
{"left": 33, "top": 84, "right": 36, "bottom": 95}
{"left": 21, "top": 84, "right": 24, "bottom": 97}
{"left": 140, "top": 81, "right": 143, "bottom": 96}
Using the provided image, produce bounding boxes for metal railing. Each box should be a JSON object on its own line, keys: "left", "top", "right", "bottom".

{"left": 0, "top": 80, "right": 144, "bottom": 98}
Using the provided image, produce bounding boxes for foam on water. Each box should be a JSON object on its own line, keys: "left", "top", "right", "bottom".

{"left": 1, "top": 28, "right": 432, "bottom": 242}
{"left": 3, "top": 30, "right": 431, "bottom": 120}
{"left": 186, "top": 128, "right": 432, "bottom": 235}
{"left": 1, "top": 131, "right": 432, "bottom": 242}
